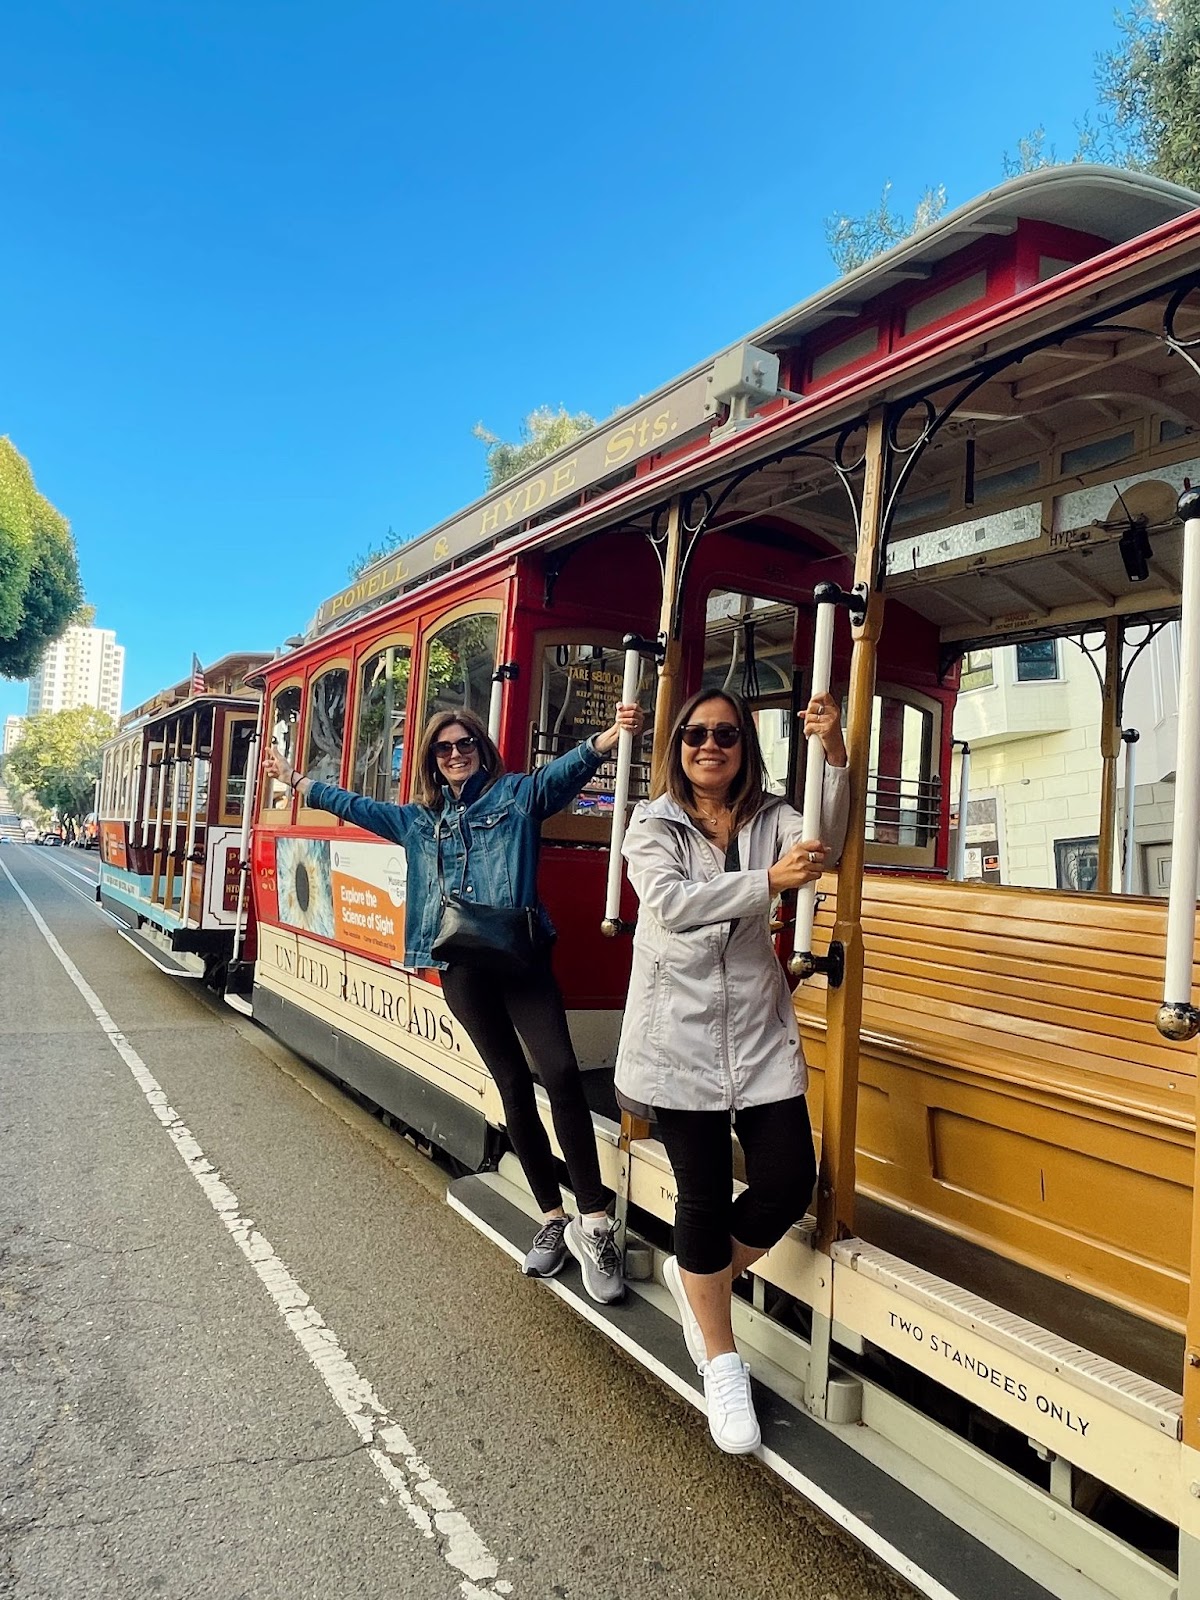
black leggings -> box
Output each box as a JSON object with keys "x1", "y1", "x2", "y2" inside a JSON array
[
  {"x1": 655, "y1": 1097, "x2": 816, "y2": 1275},
  {"x1": 440, "y1": 962, "x2": 609, "y2": 1217}
]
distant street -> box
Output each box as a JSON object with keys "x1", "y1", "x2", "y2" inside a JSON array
[{"x1": 0, "y1": 832, "x2": 915, "y2": 1600}]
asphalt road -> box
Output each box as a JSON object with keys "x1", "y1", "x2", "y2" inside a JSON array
[{"x1": 0, "y1": 834, "x2": 916, "y2": 1600}]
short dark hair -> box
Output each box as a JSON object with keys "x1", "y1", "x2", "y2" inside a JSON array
[
  {"x1": 411, "y1": 707, "x2": 503, "y2": 807},
  {"x1": 657, "y1": 688, "x2": 769, "y2": 838}
]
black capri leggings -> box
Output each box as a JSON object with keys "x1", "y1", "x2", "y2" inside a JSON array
[
  {"x1": 441, "y1": 961, "x2": 610, "y2": 1217},
  {"x1": 654, "y1": 1096, "x2": 817, "y2": 1275}
]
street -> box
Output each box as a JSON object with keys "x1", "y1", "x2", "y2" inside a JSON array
[{"x1": 0, "y1": 833, "x2": 915, "y2": 1600}]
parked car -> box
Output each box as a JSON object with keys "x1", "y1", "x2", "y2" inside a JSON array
[
  {"x1": 79, "y1": 813, "x2": 99, "y2": 848},
  {"x1": 37, "y1": 831, "x2": 63, "y2": 847}
]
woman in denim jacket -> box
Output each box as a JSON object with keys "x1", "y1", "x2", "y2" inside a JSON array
[{"x1": 264, "y1": 700, "x2": 642, "y2": 1303}]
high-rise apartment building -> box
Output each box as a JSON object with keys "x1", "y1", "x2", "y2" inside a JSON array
[
  {"x1": 26, "y1": 624, "x2": 124, "y2": 720},
  {"x1": 3, "y1": 715, "x2": 25, "y2": 753}
]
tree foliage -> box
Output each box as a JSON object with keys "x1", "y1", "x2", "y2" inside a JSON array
[
  {"x1": 0, "y1": 438, "x2": 83, "y2": 680},
  {"x1": 2, "y1": 706, "x2": 114, "y2": 829},
  {"x1": 824, "y1": 182, "x2": 948, "y2": 277},
  {"x1": 1096, "y1": 0, "x2": 1200, "y2": 188},
  {"x1": 348, "y1": 529, "x2": 401, "y2": 580},
  {"x1": 473, "y1": 405, "x2": 597, "y2": 488},
  {"x1": 825, "y1": 2, "x2": 1200, "y2": 275}
]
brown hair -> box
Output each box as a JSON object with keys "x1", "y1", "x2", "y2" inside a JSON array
[
  {"x1": 657, "y1": 688, "x2": 769, "y2": 838},
  {"x1": 411, "y1": 707, "x2": 504, "y2": 807}
]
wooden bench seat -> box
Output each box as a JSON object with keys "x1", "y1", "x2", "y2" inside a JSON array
[{"x1": 794, "y1": 876, "x2": 1199, "y2": 1331}]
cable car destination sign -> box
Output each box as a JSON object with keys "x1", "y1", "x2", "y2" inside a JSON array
[{"x1": 315, "y1": 370, "x2": 713, "y2": 633}]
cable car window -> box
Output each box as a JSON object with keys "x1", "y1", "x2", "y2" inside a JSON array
[
  {"x1": 702, "y1": 591, "x2": 796, "y2": 796},
  {"x1": 422, "y1": 613, "x2": 499, "y2": 725},
  {"x1": 304, "y1": 668, "x2": 348, "y2": 787},
  {"x1": 352, "y1": 640, "x2": 412, "y2": 801},
  {"x1": 864, "y1": 690, "x2": 939, "y2": 858},
  {"x1": 532, "y1": 640, "x2": 654, "y2": 819},
  {"x1": 220, "y1": 717, "x2": 257, "y2": 824},
  {"x1": 265, "y1": 685, "x2": 302, "y2": 809}
]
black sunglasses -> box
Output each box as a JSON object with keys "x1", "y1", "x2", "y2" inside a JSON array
[
  {"x1": 433, "y1": 736, "x2": 479, "y2": 758},
  {"x1": 679, "y1": 723, "x2": 742, "y2": 750}
]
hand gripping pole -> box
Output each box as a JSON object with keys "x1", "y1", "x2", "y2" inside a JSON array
[
  {"x1": 788, "y1": 582, "x2": 861, "y2": 983},
  {"x1": 1157, "y1": 487, "x2": 1200, "y2": 1041},
  {"x1": 601, "y1": 634, "x2": 659, "y2": 937}
]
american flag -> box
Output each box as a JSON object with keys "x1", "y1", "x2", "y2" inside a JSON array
[{"x1": 190, "y1": 654, "x2": 206, "y2": 695}]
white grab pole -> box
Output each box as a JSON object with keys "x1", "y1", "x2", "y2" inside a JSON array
[
  {"x1": 231, "y1": 711, "x2": 264, "y2": 965},
  {"x1": 153, "y1": 759, "x2": 169, "y2": 854},
  {"x1": 953, "y1": 742, "x2": 971, "y2": 881},
  {"x1": 488, "y1": 674, "x2": 504, "y2": 743},
  {"x1": 181, "y1": 756, "x2": 205, "y2": 926},
  {"x1": 602, "y1": 642, "x2": 645, "y2": 933},
  {"x1": 1157, "y1": 489, "x2": 1200, "y2": 1041},
  {"x1": 1121, "y1": 730, "x2": 1139, "y2": 896},
  {"x1": 140, "y1": 746, "x2": 157, "y2": 839},
  {"x1": 791, "y1": 588, "x2": 838, "y2": 975}
]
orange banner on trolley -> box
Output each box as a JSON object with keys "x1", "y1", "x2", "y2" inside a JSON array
[
  {"x1": 101, "y1": 821, "x2": 128, "y2": 870},
  {"x1": 329, "y1": 840, "x2": 407, "y2": 963}
]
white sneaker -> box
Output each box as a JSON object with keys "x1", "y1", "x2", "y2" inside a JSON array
[
  {"x1": 663, "y1": 1256, "x2": 706, "y2": 1371},
  {"x1": 702, "y1": 1352, "x2": 761, "y2": 1454}
]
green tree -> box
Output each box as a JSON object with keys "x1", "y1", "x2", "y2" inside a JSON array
[
  {"x1": 2, "y1": 706, "x2": 115, "y2": 832},
  {"x1": 473, "y1": 405, "x2": 597, "y2": 488},
  {"x1": 824, "y1": 182, "x2": 948, "y2": 277},
  {"x1": 0, "y1": 438, "x2": 83, "y2": 680},
  {"x1": 348, "y1": 529, "x2": 401, "y2": 580},
  {"x1": 1097, "y1": 0, "x2": 1200, "y2": 188}
]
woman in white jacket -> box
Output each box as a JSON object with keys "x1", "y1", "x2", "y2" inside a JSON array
[{"x1": 615, "y1": 686, "x2": 848, "y2": 1455}]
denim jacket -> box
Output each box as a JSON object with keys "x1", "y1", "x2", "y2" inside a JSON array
[{"x1": 305, "y1": 737, "x2": 605, "y2": 969}]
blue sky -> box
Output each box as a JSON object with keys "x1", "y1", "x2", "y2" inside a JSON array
[{"x1": 2, "y1": 0, "x2": 1127, "y2": 727}]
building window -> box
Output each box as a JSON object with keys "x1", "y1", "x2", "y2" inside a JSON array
[
  {"x1": 1015, "y1": 639, "x2": 1059, "y2": 682},
  {"x1": 961, "y1": 649, "x2": 994, "y2": 691},
  {"x1": 1055, "y1": 836, "x2": 1100, "y2": 893}
]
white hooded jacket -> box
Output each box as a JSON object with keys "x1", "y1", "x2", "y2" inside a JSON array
[{"x1": 614, "y1": 766, "x2": 849, "y2": 1112}]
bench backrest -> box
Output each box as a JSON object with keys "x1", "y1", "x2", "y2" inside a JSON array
[{"x1": 795, "y1": 876, "x2": 1199, "y2": 1099}]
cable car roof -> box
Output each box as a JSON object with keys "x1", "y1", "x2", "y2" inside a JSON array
[{"x1": 303, "y1": 168, "x2": 1200, "y2": 656}]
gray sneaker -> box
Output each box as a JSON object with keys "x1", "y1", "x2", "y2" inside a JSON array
[
  {"x1": 523, "y1": 1216, "x2": 569, "y2": 1277},
  {"x1": 565, "y1": 1216, "x2": 626, "y2": 1304}
]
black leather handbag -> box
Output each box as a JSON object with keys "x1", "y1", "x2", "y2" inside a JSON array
[{"x1": 430, "y1": 822, "x2": 543, "y2": 977}]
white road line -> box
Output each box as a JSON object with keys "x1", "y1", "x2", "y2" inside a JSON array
[{"x1": 0, "y1": 857, "x2": 513, "y2": 1600}]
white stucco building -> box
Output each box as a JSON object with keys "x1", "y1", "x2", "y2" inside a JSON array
[
  {"x1": 26, "y1": 624, "x2": 124, "y2": 720},
  {"x1": 3, "y1": 715, "x2": 25, "y2": 754}
]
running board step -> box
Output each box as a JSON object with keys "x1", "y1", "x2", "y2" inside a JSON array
[
  {"x1": 447, "y1": 1171, "x2": 1058, "y2": 1600},
  {"x1": 833, "y1": 1239, "x2": 1183, "y2": 1439},
  {"x1": 116, "y1": 924, "x2": 197, "y2": 978}
]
